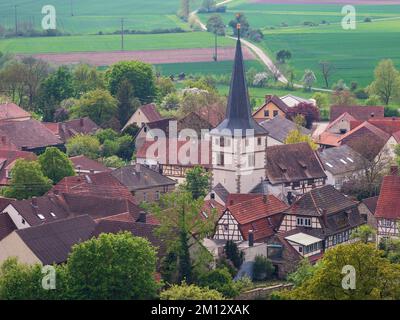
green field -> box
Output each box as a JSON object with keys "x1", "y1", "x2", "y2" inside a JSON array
[
  {"x1": 155, "y1": 60, "x2": 264, "y2": 77},
  {"x1": 0, "y1": 0, "x2": 201, "y2": 33},
  {"x1": 199, "y1": 1, "x2": 400, "y2": 88},
  {"x1": 0, "y1": 32, "x2": 235, "y2": 54}
]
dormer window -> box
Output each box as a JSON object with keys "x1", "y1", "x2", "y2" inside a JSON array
[
  {"x1": 37, "y1": 214, "x2": 45, "y2": 220},
  {"x1": 50, "y1": 212, "x2": 56, "y2": 218}
]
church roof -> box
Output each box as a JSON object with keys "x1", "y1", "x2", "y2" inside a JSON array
[{"x1": 211, "y1": 37, "x2": 267, "y2": 136}]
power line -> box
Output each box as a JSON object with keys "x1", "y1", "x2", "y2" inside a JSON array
[{"x1": 121, "y1": 18, "x2": 124, "y2": 51}]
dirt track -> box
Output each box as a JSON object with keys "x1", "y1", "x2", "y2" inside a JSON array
[{"x1": 18, "y1": 47, "x2": 255, "y2": 67}]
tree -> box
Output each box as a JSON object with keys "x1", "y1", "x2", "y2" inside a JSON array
[
  {"x1": 252, "y1": 255, "x2": 275, "y2": 281},
  {"x1": 0, "y1": 258, "x2": 68, "y2": 300},
  {"x1": 161, "y1": 92, "x2": 182, "y2": 110},
  {"x1": 116, "y1": 79, "x2": 139, "y2": 127},
  {"x1": 102, "y1": 156, "x2": 125, "y2": 168},
  {"x1": 38, "y1": 66, "x2": 74, "y2": 121},
  {"x1": 3, "y1": 159, "x2": 52, "y2": 200},
  {"x1": 66, "y1": 134, "x2": 101, "y2": 159},
  {"x1": 278, "y1": 243, "x2": 400, "y2": 300},
  {"x1": 253, "y1": 72, "x2": 270, "y2": 88},
  {"x1": 106, "y1": 61, "x2": 156, "y2": 104},
  {"x1": 183, "y1": 166, "x2": 210, "y2": 199},
  {"x1": 229, "y1": 13, "x2": 250, "y2": 37},
  {"x1": 286, "y1": 102, "x2": 320, "y2": 129},
  {"x1": 331, "y1": 89, "x2": 357, "y2": 106},
  {"x1": 198, "y1": 268, "x2": 239, "y2": 298},
  {"x1": 285, "y1": 129, "x2": 318, "y2": 150},
  {"x1": 70, "y1": 89, "x2": 118, "y2": 127},
  {"x1": 0, "y1": 60, "x2": 26, "y2": 106},
  {"x1": 276, "y1": 50, "x2": 292, "y2": 64},
  {"x1": 38, "y1": 147, "x2": 75, "y2": 184},
  {"x1": 156, "y1": 76, "x2": 176, "y2": 102},
  {"x1": 224, "y1": 240, "x2": 244, "y2": 269},
  {"x1": 72, "y1": 64, "x2": 105, "y2": 97},
  {"x1": 365, "y1": 94, "x2": 381, "y2": 106},
  {"x1": 67, "y1": 232, "x2": 159, "y2": 300},
  {"x1": 379, "y1": 238, "x2": 400, "y2": 264},
  {"x1": 312, "y1": 92, "x2": 329, "y2": 109},
  {"x1": 287, "y1": 258, "x2": 317, "y2": 287},
  {"x1": 206, "y1": 14, "x2": 226, "y2": 36},
  {"x1": 367, "y1": 59, "x2": 400, "y2": 105},
  {"x1": 350, "y1": 225, "x2": 376, "y2": 244},
  {"x1": 302, "y1": 69, "x2": 316, "y2": 91},
  {"x1": 147, "y1": 191, "x2": 217, "y2": 283},
  {"x1": 319, "y1": 61, "x2": 336, "y2": 88},
  {"x1": 160, "y1": 282, "x2": 224, "y2": 300}
]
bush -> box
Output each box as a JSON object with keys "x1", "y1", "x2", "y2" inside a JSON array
[
  {"x1": 252, "y1": 255, "x2": 275, "y2": 281},
  {"x1": 355, "y1": 89, "x2": 369, "y2": 100},
  {"x1": 224, "y1": 240, "x2": 244, "y2": 269},
  {"x1": 198, "y1": 268, "x2": 239, "y2": 298},
  {"x1": 160, "y1": 282, "x2": 224, "y2": 300}
]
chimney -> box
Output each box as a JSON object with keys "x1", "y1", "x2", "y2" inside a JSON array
[
  {"x1": 265, "y1": 95, "x2": 272, "y2": 102},
  {"x1": 31, "y1": 197, "x2": 38, "y2": 208},
  {"x1": 287, "y1": 191, "x2": 294, "y2": 205},
  {"x1": 390, "y1": 166, "x2": 399, "y2": 176},
  {"x1": 136, "y1": 162, "x2": 141, "y2": 173},
  {"x1": 138, "y1": 211, "x2": 147, "y2": 223},
  {"x1": 261, "y1": 179, "x2": 268, "y2": 204},
  {"x1": 321, "y1": 209, "x2": 328, "y2": 226},
  {"x1": 248, "y1": 230, "x2": 254, "y2": 247},
  {"x1": 370, "y1": 112, "x2": 375, "y2": 118}
]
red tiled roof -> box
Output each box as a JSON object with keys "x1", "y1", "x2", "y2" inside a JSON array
[
  {"x1": 70, "y1": 155, "x2": 111, "y2": 173},
  {"x1": 330, "y1": 105, "x2": 384, "y2": 122},
  {"x1": 227, "y1": 195, "x2": 289, "y2": 226},
  {"x1": 43, "y1": 117, "x2": 100, "y2": 142},
  {"x1": 0, "y1": 103, "x2": 31, "y2": 121},
  {"x1": 316, "y1": 131, "x2": 341, "y2": 147},
  {"x1": 140, "y1": 103, "x2": 163, "y2": 123},
  {"x1": 196, "y1": 104, "x2": 225, "y2": 127},
  {"x1": 225, "y1": 194, "x2": 261, "y2": 207},
  {"x1": 0, "y1": 149, "x2": 37, "y2": 185},
  {"x1": 350, "y1": 118, "x2": 400, "y2": 135},
  {"x1": 361, "y1": 196, "x2": 379, "y2": 214},
  {"x1": 375, "y1": 175, "x2": 400, "y2": 219},
  {"x1": 0, "y1": 119, "x2": 63, "y2": 150},
  {"x1": 201, "y1": 200, "x2": 225, "y2": 220},
  {"x1": 49, "y1": 171, "x2": 135, "y2": 202}
]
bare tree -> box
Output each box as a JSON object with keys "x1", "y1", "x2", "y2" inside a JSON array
[{"x1": 319, "y1": 61, "x2": 336, "y2": 88}]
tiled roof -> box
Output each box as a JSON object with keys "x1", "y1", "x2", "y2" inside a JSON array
[
  {"x1": 361, "y1": 196, "x2": 379, "y2": 215},
  {"x1": 0, "y1": 149, "x2": 37, "y2": 185},
  {"x1": 196, "y1": 104, "x2": 225, "y2": 127},
  {"x1": 286, "y1": 185, "x2": 356, "y2": 217},
  {"x1": 226, "y1": 195, "x2": 288, "y2": 241},
  {"x1": 16, "y1": 215, "x2": 97, "y2": 265},
  {"x1": 0, "y1": 103, "x2": 31, "y2": 121},
  {"x1": 112, "y1": 164, "x2": 176, "y2": 191},
  {"x1": 201, "y1": 200, "x2": 225, "y2": 220},
  {"x1": 318, "y1": 145, "x2": 367, "y2": 175},
  {"x1": 0, "y1": 119, "x2": 63, "y2": 150},
  {"x1": 43, "y1": 117, "x2": 99, "y2": 142},
  {"x1": 326, "y1": 112, "x2": 357, "y2": 129},
  {"x1": 49, "y1": 172, "x2": 135, "y2": 202},
  {"x1": 375, "y1": 175, "x2": 400, "y2": 219},
  {"x1": 266, "y1": 142, "x2": 326, "y2": 184},
  {"x1": 330, "y1": 105, "x2": 384, "y2": 122},
  {"x1": 226, "y1": 193, "x2": 261, "y2": 207},
  {"x1": 253, "y1": 95, "x2": 290, "y2": 116},
  {"x1": 338, "y1": 121, "x2": 390, "y2": 160},
  {"x1": 0, "y1": 213, "x2": 17, "y2": 241},
  {"x1": 140, "y1": 103, "x2": 163, "y2": 123},
  {"x1": 260, "y1": 116, "x2": 311, "y2": 143},
  {"x1": 315, "y1": 131, "x2": 341, "y2": 147},
  {"x1": 212, "y1": 183, "x2": 229, "y2": 203},
  {"x1": 70, "y1": 155, "x2": 111, "y2": 173},
  {"x1": 350, "y1": 118, "x2": 400, "y2": 137}
]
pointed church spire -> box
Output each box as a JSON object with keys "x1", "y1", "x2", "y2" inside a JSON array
[{"x1": 211, "y1": 23, "x2": 267, "y2": 135}]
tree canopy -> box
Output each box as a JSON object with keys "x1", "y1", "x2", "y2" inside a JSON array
[{"x1": 38, "y1": 147, "x2": 75, "y2": 184}]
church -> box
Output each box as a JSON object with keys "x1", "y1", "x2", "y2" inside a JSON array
[{"x1": 210, "y1": 26, "x2": 268, "y2": 194}]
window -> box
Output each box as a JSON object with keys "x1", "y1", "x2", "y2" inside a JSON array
[
  {"x1": 210, "y1": 193, "x2": 215, "y2": 200},
  {"x1": 273, "y1": 110, "x2": 279, "y2": 117},
  {"x1": 297, "y1": 217, "x2": 311, "y2": 227},
  {"x1": 50, "y1": 212, "x2": 56, "y2": 218},
  {"x1": 257, "y1": 137, "x2": 262, "y2": 146},
  {"x1": 264, "y1": 110, "x2": 269, "y2": 117},
  {"x1": 223, "y1": 224, "x2": 229, "y2": 232},
  {"x1": 37, "y1": 214, "x2": 45, "y2": 220},
  {"x1": 248, "y1": 154, "x2": 255, "y2": 167},
  {"x1": 143, "y1": 192, "x2": 147, "y2": 202},
  {"x1": 217, "y1": 153, "x2": 225, "y2": 166},
  {"x1": 245, "y1": 138, "x2": 249, "y2": 147},
  {"x1": 155, "y1": 191, "x2": 160, "y2": 201},
  {"x1": 298, "y1": 247, "x2": 303, "y2": 253}
]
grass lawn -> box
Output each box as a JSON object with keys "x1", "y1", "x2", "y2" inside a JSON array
[
  {"x1": 155, "y1": 59, "x2": 265, "y2": 76},
  {"x1": 0, "y1": 0, "x2": 202, "y2": 33},
  {"x1": 0, "y1": 32, "x2": 235, "y2": 54}
]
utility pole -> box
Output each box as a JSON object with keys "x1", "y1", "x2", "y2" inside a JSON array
[
  {"x1": 213, "y1": 32, "x2": 218, "y2": 62},
  {"x1": 14, "y1": 5, "x2": 18, "y2": 36},
  {"x1": 70, "y1": 0, "x2": 74, "y2": 16},
  {"x1": 121, "y1": 18, "x2": 124, "y2": 51}
]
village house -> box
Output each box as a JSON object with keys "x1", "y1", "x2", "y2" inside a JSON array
[
  {"x1": 0, "y1": 119, "x2": 64, "y2": 154},
  {"x1": 374, "y1": 167, "x2": 400, "y2": 243},
  {"x1": 111, "y1": 163, "x2": 176, "y2": 203},
  {"x1": 260, "y1": 115, "x2": 311, "y2": 146},
  {"x1": 0, "y1": 150, "x2": 37, "y2": 186},
  {"x1": 205, "y1": 183, "x2": 230, "y2": 206},
  {"x1": 0, "y1": 214, "x2": 165, "y2": 267},
  {"x1": 250, "y1": 142, "x2": 326, "y2": 202},
  {"x1": 330, "y1": 105, "x2": 385, "y2": 123},
  {"x1": 122, "y1": 103, "x2": 163, "y2": 131},
  {"x1": 318, "y1": 145, "x2": 367, "y2": 189},
  {"x1": 70, "y1": 155, "x2": 111, "y2": 175},
  {"x1": 279, "y1": 94, "x2": 316, "y2": 108},
  {"x1": 43, "y1": 117, "x2": 99, "y2": 142},
  {"x1": 0, "y1": 103, "x2": 32, "y2": 122},
  {"x1": 252, "y1": 95, "x2": 290, "y2": 122},
  {"x1": 358, "y1": 196, "x2": 378, "y2": 231}
]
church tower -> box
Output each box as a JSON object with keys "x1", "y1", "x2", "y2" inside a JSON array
[{"x1": 210, "y1": 25, "x2": 268, "y2": 194}]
